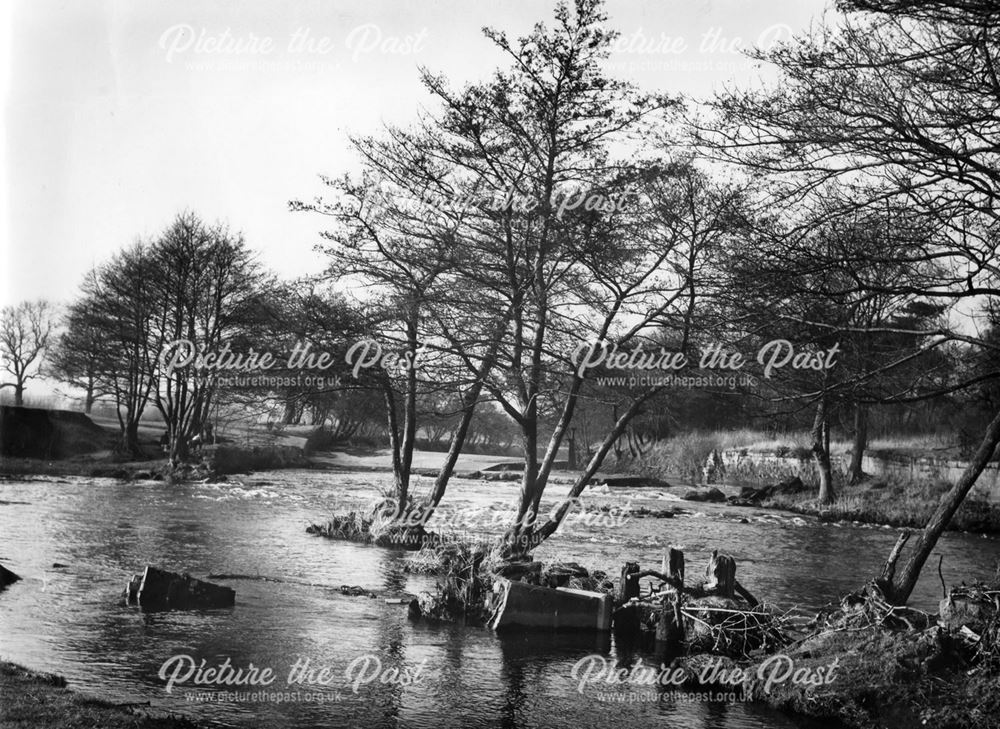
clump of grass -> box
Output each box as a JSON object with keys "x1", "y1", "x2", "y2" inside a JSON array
[
  {"x1": 714, "y1": 428, "x2": 814, "y2": 454},
  {"x1": 306, "y1": 493, "x2": 433, "y2": 548},
  {"x1": 626, "y1": 432, "x2": 720, "y2": 484},
  {"x1": 404, "y1": 537, "x2": 505, "y2": 576},
  {"x1": 404, "y1": 538, "x2": 506, "y2": 624}
]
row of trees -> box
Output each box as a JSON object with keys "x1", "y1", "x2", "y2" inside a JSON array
[
  {"x1": 5, "y1": 0, "x2": 998, "y2": 606},
  {"x1": 37, "y1": 214, "x2": 266, "y2": 460},
  {"x1": 292, "y1": 0, "x2": 1000, "y2": 602}
]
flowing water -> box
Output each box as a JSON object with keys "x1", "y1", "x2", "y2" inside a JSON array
[{"x1": 1, "y1": 469, "x2": 998, "y2": 728}]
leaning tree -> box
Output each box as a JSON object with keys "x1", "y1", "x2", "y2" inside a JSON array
[{"x1": 700, "y1": 0, "x2": 1000, "y2": 603}]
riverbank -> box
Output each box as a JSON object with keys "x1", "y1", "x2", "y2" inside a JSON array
[
  {"x1": 758, "y1": 477, "x2": 1000, "y2": 533},
  {"x1": 0, "y1": 455, "x2": 168, "y2": 479},
  {"x1": 0, "y1": 660, "x2": 199, "y2": 729},
  {"x1": 0, "y1": 443, "x2": 311, "y2": 481},
  {"x1": 675, "y1": 579, "x2": 1000, "y2": 729}
]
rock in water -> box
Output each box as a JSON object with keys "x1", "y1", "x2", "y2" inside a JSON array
[
  {"x1": 0, "y1": 563, "x2": 21, "y2": 590},
  {"x1": 682, "y1": 487, "x2": 726, "y2": 503},
  {"x1": 123, "y1": 566, "x2": 235, "y2": 612}
]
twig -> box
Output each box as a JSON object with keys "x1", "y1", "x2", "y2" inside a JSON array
[
  {"x1": 628, "y1": 569, "x2": 699, "y2": 597},
  {"x1": 937, "y1": 554, "x2": 947, "y2": 599}
]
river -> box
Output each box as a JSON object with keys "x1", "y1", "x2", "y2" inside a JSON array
[{"x1": 1, "y1": 469, "x2": 998, "y2": 728}]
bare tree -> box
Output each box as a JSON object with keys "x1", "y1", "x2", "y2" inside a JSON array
[
  {"x1": 0, "y1": 300, "x2": 55, "y2": 407},
  {"x1": 75, "y1": 243, "x2": 162, "y2": 455},
  {"x1": 51, "y1": 289, "x2": 111, "y2": 414},
  {"x1": 149, "y1": 212, "x2": 266, "y2": 465}
]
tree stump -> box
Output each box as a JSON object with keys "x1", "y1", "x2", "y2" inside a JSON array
[
  {"x1": 656, "y1": 549, "x2": 686, "y2": 645},
  {"x1": 667, "y1": 548, "x2": 684, "y2": 587},
  {"x1": 704, "y1": 550, "x2": 736, "y2": 599},
  {"x1": 618, "y1": 561, "x2": 640, "y2": 603},
  {"x1": 613, "y1": 603, "x2": 641, "y2": 641},
  {"x1": 655, "y1": 598, "x2": 685, "y2": 644}
]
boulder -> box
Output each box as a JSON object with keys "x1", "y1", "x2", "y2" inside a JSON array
[
  {"x1": 682, "y1": 487, "x2": 726, "y2": 503},
  {"x1": 773, "y1": 476, "x2": 806, "y2": 495},
  {"x1": 629, "y1": 506, "x2": 676, "y2": 518},
  {"x1": 0, "y1": 563, "x2": 21, "y2": 590},
  {"x1": 482, "y1": 471, "x2": 521, "y2": 482},
  {"x1": 122, "y1": 565, "x2": 235, "y2": 612},
  {"x1": 495, "y1": 560, "x2": 543, "y2": 583},
  {"x1": 594, "y1": 476, "x2": 672, "y2": 488},
  {"x1": 542, "y1": 562, "x2": 590, "y2": 588},
  {"x1": 729, "y1": 478, "x2": 804, "y2": 506}
]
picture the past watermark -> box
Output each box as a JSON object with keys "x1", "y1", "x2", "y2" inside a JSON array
[
  {"x1": 158, "y1": 337, "x2": 840, "y2": 386},
  {"x1": 158, "y1": 654, "x2": 427, "y2": 702}
]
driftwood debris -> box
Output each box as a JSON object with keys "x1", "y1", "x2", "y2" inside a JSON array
[
  {"x1": 122, "y1": 566, "x2": 235, "y2": 612},
  {"x1": 613, "y1": 548, "x2": 773, "y2": 655}
]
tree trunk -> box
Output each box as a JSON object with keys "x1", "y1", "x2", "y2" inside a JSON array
[
  {"x1": 883, "y1": 406, "x2": 1000, "y2": 605},
  {"x1": 398, "y1": 321, "x2": 419, "y2": 514},
  {"x1": 848, "y1": 402, "x2": 868, "y2": 485},
  {"x1": 421, "y1": 309, "x2": 508, "y2": 518},
  {"x1": 283, "y1": 396, "x2": 298, "y2": 425},
  {"x1": 612, "y1": 404, "x2": 622, "y2": 460},
  {"x1": 381, "y1": 379, "x2": 407, "y2": 516},
  {"x1": 533, "y1": 395, "x2": 647, "y2": 545},
  {"x1": 14, "y1": 384, "x2": 24, "y2": 407},
  {"x1": 511, "y1": 425, "x2": 539, "y2": 549},
  {"x1": 121, "y1": 421, "x2": 141, "y2": 456},
  {"x1": 811, "y1": 398, "x2": 835, "y2": 503},
  {"x1": 169, "y1": 432, "x2": 189, "y2": 466}
]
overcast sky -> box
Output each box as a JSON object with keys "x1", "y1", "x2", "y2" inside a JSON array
[{"x1": 2, "y1": 0, "x2": 829, "y2": 309}]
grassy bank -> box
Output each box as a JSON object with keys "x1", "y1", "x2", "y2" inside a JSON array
[
  {"x1": 621, "y1": 431, "x2": 1000, "y2": 533},
  {"x1": 0, "y1": 456, "x2": 167, "y2": 480},
  {"x1": 763, "y1": 478, "x2": 1000, "y2": 533},
  {"x1": 0, "y1": 660, "x2": 198, "y2": 729},
  {"x1": 1, "y1": 444, "x2": 310, "y2": 481}
]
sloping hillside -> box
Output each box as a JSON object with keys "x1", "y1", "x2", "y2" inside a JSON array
[{"x1": 0, "y1": 406, "x2": 114, "y2": 459}]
